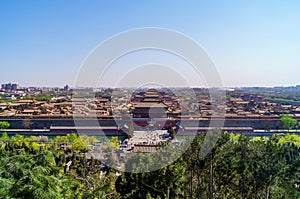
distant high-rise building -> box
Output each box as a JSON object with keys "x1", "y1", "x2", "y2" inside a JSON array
[
  {"x1": 1, "y1": 83, "x2": 19, "y2": 91},
  {"x1": 64, "y1": 84, "x2": 70, "y2": 92},
  {"x1": 11, "y1": 83, "x2": 19, "y2": 90}
]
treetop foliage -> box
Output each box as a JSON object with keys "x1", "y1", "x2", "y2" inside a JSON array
[{"x1": 1, "y1": 132, "x2": 300, "y2": 198}]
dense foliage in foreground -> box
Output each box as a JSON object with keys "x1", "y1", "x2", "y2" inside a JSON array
[
  {"x1": 0, "y1": 134, "x2": 119, "y2": 199},
  {"x1": 1, "y1": 132, "x2": 300, "y2": 198},
  {"x1": 117, "y1": 133, "x2": 300, "y2": 199}
]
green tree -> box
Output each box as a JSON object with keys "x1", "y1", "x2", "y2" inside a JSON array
[
  {"x1": 66, "y1": 133, "x2": 78, "y2": 143},
  {"x1": 72, "y1": 137, "x2": 87, "y2": 151},
  {"x1": 280, "y1": 114, "x2": 297, "y2": 131},
  {"x1": 0, "y1": 132, "x2": 9, "y2": 142},
  {"x1": 116, "y1": 153, "x2": 187, "y2": 199},
  {"x1": 0, "y1": 121, "x2": 10, "y2": 129},
  {"x1": 0, "y1": 134, "x2": 119, "y2": 199}
]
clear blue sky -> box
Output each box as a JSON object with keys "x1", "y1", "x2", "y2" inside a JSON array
[{"x1": 0, "y1": 0, "x2": 300, "y2": 87}]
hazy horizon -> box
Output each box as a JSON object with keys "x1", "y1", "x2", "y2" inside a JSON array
[{"x1": 3, "y1": 82, "x2": 300, "y2": 89}]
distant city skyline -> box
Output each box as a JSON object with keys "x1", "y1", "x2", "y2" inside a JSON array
[
  {"x1": 3, "y1": 81, "x2": 300, "y2": 90},
  {"x1": 1, "y1": 1, "x2": 300, "y2": 87}
]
